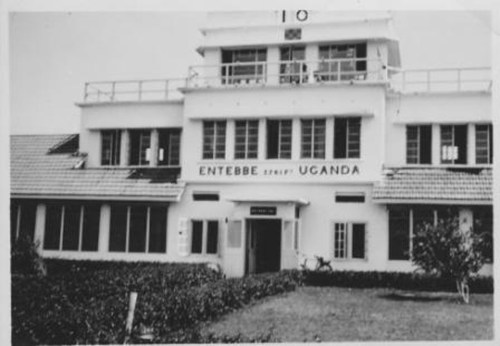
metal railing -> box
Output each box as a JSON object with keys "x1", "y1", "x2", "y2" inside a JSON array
[
  {"x1": 389, "y1": 67, "x2": 491, "y2": 93},
  {"x1": 83, "y1": 78, "x2": 187, "y2": 103}
]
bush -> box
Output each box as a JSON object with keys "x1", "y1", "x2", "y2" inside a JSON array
[
  {"x1": 303, "y1": 270, "x2": 493, "y2": 293},
  {"x1": 11, "y1": 236, "x2": 46, "y2": 277}
]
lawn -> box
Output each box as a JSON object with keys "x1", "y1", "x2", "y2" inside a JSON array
[{"x1": 200, "y1": 286, "x2": 494, "y2": 342}]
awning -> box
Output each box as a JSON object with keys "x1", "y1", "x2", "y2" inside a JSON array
[{"x1": 226, "y1": 195, "x2": 310, "y2": 206}]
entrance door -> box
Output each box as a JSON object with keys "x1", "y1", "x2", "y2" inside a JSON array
[{"x1": 246, "y1": 219, "x2": 281, "y2": 274}]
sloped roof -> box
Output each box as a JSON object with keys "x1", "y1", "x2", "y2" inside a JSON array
[
  {"x1": 373, "y1": 167, "x2": 492, "y2": 204},
  {"x1": 10, "y1": 134, "x2": 185, "y2": 201}
]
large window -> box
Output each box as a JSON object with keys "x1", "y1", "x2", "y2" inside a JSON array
[
  {"x1": 388, "y1": 208, "x2": 410, "y2": 260},
  {"x1": 473, "y1": 207, "x2": 493, "y2": 263},
  {"x1": 129, "y1": 130, "x2": 151, "y2": 166},
  {"x1": 441, "y1": 125, "x2": 467, "y2": 164},
  {"x1": 158, "y1": 129, "x2": 181, "y2": 166},
  {"x1": 267, "y1": 120, "x2": 292, "y2": 159},
  {"x1": 318, "y1": 43, "x2": 367, "y2": 81},
  {"x1": 475, "y1": 124, "x2": 493, "y2": 164},
  {"x1": 334, "y1": 117, "x2": 361, "y2": 159},
  {"x1": 221, "y1": 49, "x2": 267, "y2": 85},
  {"x1": 10, "y1": 201, "x2": 37, "y2": 242},
  {"x1": 109, "y1": 205, "x2": 167, "y2": 253},
  {"x1": 191, "y1": 220, "x2": 219, "y2": 255},
  {"x1": 43, "y1": 203, "x2": 100, "y2": 251},
  {"x1": 301, "y1": 119, "x2": 326, "y2": 159},
  {"x1": 333, "y1": 222, "x2": 366, "y2": 260},
  {"x1": 203, "y1": 121, "x2": 226, "y2": 159},
  {"x1": 280, "y1": 46, "x2": 306, "y2": 84},
  {"x1": 101, "y1": 130, "x2": 121, "y2": 166},
  {"x1": 235, "y1": 120, "x2": 259, "y2": 159},
  {"x1": 406, "y1": 125, "x2": 432, "y2": 164}
]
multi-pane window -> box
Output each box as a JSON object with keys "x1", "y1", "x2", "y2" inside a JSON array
[
  {"x1": 43, "y1": 203, "x2": 101, "y2": 251},
  {"x1": 301, "y1": 119, "x2": 326, "y2": 159},
  {"x1": 158, "y1": 129, "x2": 181, "y2": 166},
  {"x1": 129, "y1": 130, "x2": 151, "y2": 166},
  {"x1": 441, "y1": 125, "x2": 467, "y2": 164},
  {"x1": 191, "y1": 220, "x2": 219, "y2": 255},
  {"x1": 318, "y1": 43, "x2": 367, "y2": 81},
  {"x1": 333, "y1": 222, "x2": 366, "y2": 259},
  {"x1": 221, "y1": 49, "x2": 267, "y2": 84},
  {"x1": 267, "y1": 120, "x2": 292, "y2": 159},
  {"x1": 109, "y1": 205, "x2": 167, "y2": 253},
  {"x1": 101, "y1": 130, "x2": 121, "y2": 166},
  {"x1": 280, "y1": 46, "x2": 306, "y2": 84},
  {"x1": 10, "y1": 201, "x2": 37, "y2": 242},
  {"x1": 406, "y1": 125, "x2": 432, "y2": 164},
  {"x1": 334, "y1": 117, "x2": 361, "y2": 159},
  {"x1": 235, "y1": 120, "x2": 259, "y2": 159},
  {"x1": 388, "y1": 208, "x2": 410, "y2": 260},
  {"x1": 203, "y1": 121, "x2": 226, "y2": 159},
  {"x1": 475, "y1": 124, "x2": 493, "y2": 164}
]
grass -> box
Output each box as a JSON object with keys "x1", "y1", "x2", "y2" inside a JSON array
[{"x1": 200, "y1": 286, "x2": 493, "y2": 342}]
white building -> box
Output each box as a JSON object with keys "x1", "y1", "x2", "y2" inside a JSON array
[{"x1": 10, "y1": 11, "x2": 493, "y2": 277}]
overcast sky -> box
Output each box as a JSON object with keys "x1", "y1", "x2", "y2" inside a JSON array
[{"x1": 9, "y1": 11, "x2": 492, "y2": 134}]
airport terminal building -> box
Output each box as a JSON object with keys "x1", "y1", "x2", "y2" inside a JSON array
[{"x1": 10, "y1": 12, "x2": 493, "y2": 277}]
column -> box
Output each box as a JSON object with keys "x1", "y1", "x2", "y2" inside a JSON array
[
  {"x1": 467, "y1": 123, "x2": 475, "y2": 165},
  {"x1": 98, "y1": 204, "x2": 111, "y2": 253},
  {"x1": 432, "y1": 124, "x2": 441, "y2": 165},
  {"x1": 258, "y1": 118, "x2": 267, "y2": 160},
  {"x1": 34, "y1": 204, "x2": 46, "y2": 254},
  {"x1": 150, "y1": 129, "x2": 159, "y2": 167},
  {"x1": 325, "y1": 117, "x2": 334, "y2": 159},
  {"x1": 267, "y1": 47, "x2": 280, "y2": 86},
  {"x1": 226, "y1": 120, "x2": 235, "y2": 160},
  {"x1": 120, "y1": 129, "x2": 130, "y2": 167},
  {"x1": 305, "y1": 43, "x2": 319, "y2": 84},
  {"x1": 291, "y1": 118, "x2": 301, "y2": 160}
]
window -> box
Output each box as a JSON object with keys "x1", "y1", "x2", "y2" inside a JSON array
[
  {"x1": 235, "y1": 120, "x2": 259, "y2": 159},
  {"x1": 301, "y1": 119, "x2": 326, "y2": 159},
  {"x1": 333, "y1": 222, "x2": 366, "y2": 259},
  {"x1": 267, "y1": 120, "x2": 292, "y2": 159},
  {"x1": 203, "y1": 121, "x2": 226, "y2": 159},
  {"x1": 388, "y1": 208, "x2": 410, "y2": 260},
  {"x1": 10, "y1": 201, "x2": 37, "y2": 242},
  {"x1": 441, "y1": 125, "x2": 467, "y2": 164},
  {"x1": 158, "y1": 129, "x2": 181, "y2": 166},
  {"x1": 109, "y1": 205, "x2": 167, "y2": 253},
  {"x1": 335, "y1": 192, "x2": 365, "y2": 203},
  {"x1": 193, "y1": 192, "x2": 220, "y2": 201},
  {"x1": 406, "y1": 125, "x2": 432, "y2": 164},
  {"x1": 190, "y1": 220, "x2": 219, "y2": 255},
  {"x1": 129, "y1": 130, "x2": 151, "y2": 166},
  {"x1": 474, "y1": 207, "x2": 493, "y2": 263},
  {"x1": 318, "y1": 43, "x2": 367, "y2": 81},
  {"x1": 221, "y1": 48, "x2": 267, "y2": 85},
  {"x1": 334, "y1": 117, "x2": 361, "y2": 159},
  {"x1": 101, "y1": 130, "x2": 121, "y2": 166},
  {"x1": 280, "y1": 46, "x2": 306, "y2": 84},
  {"x1": 43, "y1": 203, "x2": 101, "y2": 251},
  {"x1": 476, "y1": 124, "x2": 493, "y2": 164}
]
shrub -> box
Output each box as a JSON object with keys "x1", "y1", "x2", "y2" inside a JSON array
[{"x1": 11, "y1": 236, "x2": 46, "y2": 277}]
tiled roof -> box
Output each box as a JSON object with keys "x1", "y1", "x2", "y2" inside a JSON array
[
  {"x1": 373, "y1": 167, "x2": 492, "y2": 203},
  {"x1": 10, "y1": 134, "x2": 185, "y2": 201}
]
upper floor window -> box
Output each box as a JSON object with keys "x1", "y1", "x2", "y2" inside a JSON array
[
  {"x1": 203, "y1": 121, "x2": 226, "y2": 159},
  {"x1": 301, "y1": 119, "x2": 326, "y2": 159},
  {"x1": 101, "y1": 130, "x2": 121, "y2": 166},
  {"x1": 475, "y1": 124, "x2": 493, "y2": 164},
  {"x1": 158, "y1": 129, "x2": 181, "y2": 166},
  {"x1": 221, "y1": 49, "x2": 267, "y2": 85},
  {"x1": 267, "y1": 119, "x2": 292, "y2": 159},
  {"x1": 129, "y1": 130, "x2": 151, "y2": 166},
  {"x1": 441, "y1": 125, "x2": 467, "y2": 164},
  {"x1": 280, "y1": 46, "x2": 306, "y2": 84},
  {"x1": 235, "y1": 120, "x2": 259, "y2": 159},
  {"x1": 318, "y1": 43, "x2": 367, "y2": 81},
  {"x1": 334, "y1": 117, "x2": 361, "y2": 159},
  {"x1": 406, "y1": 125, "x2": 432, "y2": 164}
]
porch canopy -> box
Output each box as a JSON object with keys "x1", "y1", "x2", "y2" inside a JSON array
[{"x1": 373, "y1": 167, "x2": 492, "y2": 205}]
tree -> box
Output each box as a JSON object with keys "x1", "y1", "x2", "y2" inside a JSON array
[{"x1": 411, "y1": 209, "x2": 487, "y2": 303}]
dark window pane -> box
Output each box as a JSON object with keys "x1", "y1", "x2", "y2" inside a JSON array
[
  {"x1": 388, "y1": 208, "x2": 410, "y2": 260},
  {"x1": 129, "y1": 206, "x2": 147, "y2": 253},
  {"x1": 335, "y1": 194, "x2": 365, "y2": 203},
  {"x1": 62, "y1": 204, "x2": 81, "y2": 251},
  {"x1": 191, "y1": 221, "x2": 203, "y2": 254},
  {"x1": 474, "y1": 207, "x2": 493, "y2": 262},
  {"x1": 352, "y1": 223, "x2": 365, "y2": 259},
  {"x1": 334, "y1": 118, "x2": 347, "y2": 158},
  {"x1": 207, "y1": 221, "x2": 219, "y2": 254},
  {"x1": 193, "y1": 193, "x2": 219, "y2": 201},
  {"x1": 44, "y1": 204, "x2": 62, "y2": 250},
  {"x1": 158, "y1": 129, "x2": 181, "y2": 166},
  {"x1": 267, "y1": 120, "x2": 279, "y2": 158},
  {"x1": 81, "y1": 204, "x2": 100, "y2": 251},
  {"x1": 19, "y1": 202, "x2": 37, "y2": 241},
  {"x1": 149, "y1": 206, "x2": 167, "y2": 253},
  {"x1": 101, "y1": 130, "x2": 121, "y2": 166},
  {"x1": 10, "y1": 202, "x2": 18, "y2": 242},
  {"x1": 413, "y1": 208, "x2": 434, "y2": 234},
  {"x1": 420, "y1": 125, "x2": 432, "y2": 164},
  {"x1": 109, "y1": 205, "x2": 127, "y2": 252},
  {"x1": 455, "y1": 125, "x2": 467, "y2": 164},
  {"x1": 130, "y1": 130, "x2": 151, "y2": 166}
]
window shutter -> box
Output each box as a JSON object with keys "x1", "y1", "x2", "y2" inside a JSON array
[{"x1": 177, "y1": 217, "x2": 190, "y2": 257}]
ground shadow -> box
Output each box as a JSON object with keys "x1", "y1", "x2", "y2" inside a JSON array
[{"x1": 378, "y1": 292, "x2": 446, "y2": 302}]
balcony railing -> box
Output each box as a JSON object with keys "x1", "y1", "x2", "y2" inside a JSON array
[
  {"x1": 388, "y1": 67, "x2": 491, "y2": 93},
  {"x1": 187, "y1": 57, "x2": 387, "y2": 88},
  {"x1": 83, "y1": 78, "x2": 187, "y2": 103}
]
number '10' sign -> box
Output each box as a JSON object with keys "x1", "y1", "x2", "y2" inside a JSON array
[{"x1": 282, "y1": 10, "x2": 309, "y2": 23}]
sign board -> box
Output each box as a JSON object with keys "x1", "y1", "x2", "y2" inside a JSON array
[{"x1": 250, "y1": 206, "x2": 277, "y2": 216}]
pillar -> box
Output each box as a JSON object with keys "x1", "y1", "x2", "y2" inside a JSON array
[
  {"x1": 120, "y1": 129, "x2": 130, "y2": 167},
  {"x1": 267, "y1": 46, "x2": 280, "y2": 85},
  {"x1": 98, "y1": 204, "x2": 111, "y2": 253},
  {"x1": 467, "y1": 123, "x2": 475, "y2": 165},
  {"x1": 432, "y1": 124, "x2": 441, "y2": 165},
  {"x1": 291, "y1": 118, "x2": 301, "y2": 160},
  {"x1": 258, "y1": 119, "x2": 267, "y2": 160},
  {"x1": 150, "y1": 129, "x2": 159, "y2": 167},
  {"x1": 34, "y1": 204, "x2": 46, "y2": 254},
  {"x1": 226, "y1": 120, "x2": 235, "y2": 160}
]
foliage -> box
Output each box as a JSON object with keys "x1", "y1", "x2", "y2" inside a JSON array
[
  {"x1": 411, "y1": 210, "x2": 488, "y2": 303},
  {"x1": 11, "y1": 235, "x2": 46, "y2": 277}
]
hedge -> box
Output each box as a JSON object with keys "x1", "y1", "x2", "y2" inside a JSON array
[{"x1": 303, "y1": 270, "x2": 493, "y2": 293}]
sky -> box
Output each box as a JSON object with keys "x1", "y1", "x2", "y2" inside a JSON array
[{"x1": 9, "y1": 10, "x2": 492, "y2": 135}]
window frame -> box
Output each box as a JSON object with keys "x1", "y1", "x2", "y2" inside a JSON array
[
  {"x1": 190, "y1": 219, "x2": 219, "y2": 256},
  {"x1": 221, "y1": 48, "x2": 267, "y2": 85},
  {"x1": 202, "y1": 121, "x2": 227, "y2": 160},
  {"x1": 235, "y1": 120, "x2": 259, "y2": 159},
  {"x1": 301, "y1": 118, "x2": 326, "y2": 159},
  {"x1": 101, "y1": 130, "x2": 121, "y2": 166},
  {"x1": 318, "y1": 43, "x2": 367, "y2": 81},
  {"x1": 129, "y1": 129, "x2": 152, "y2": 166},
  {"x1": 406, "y1": 125, "x2": 432, "y2": 164},
  {"x1": 158, "y1": 128, "x2": 181, "y2": 166},
  {"x1": 267, "y1": 119, "x2": 292, "y2": 159},
  {"x1": 332, "y1": 221, "x2": 367, "y2": 260},
  {"x1": 440, "y1": 124, "x2": 468, "y2": 164},
  {"x1": 475, "y1": 124, "x2": 493, "y2": 164},
  {"x1": 11, "y1": 201, "x2": 37, "y2": 242},
  {"x1": 334, "y1": 117, "x2": 361, "y2": 159}
]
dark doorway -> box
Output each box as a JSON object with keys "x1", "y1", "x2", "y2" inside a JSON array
[{"x1": 246, "y1": 219, "x2": 281, "y2": 274}]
